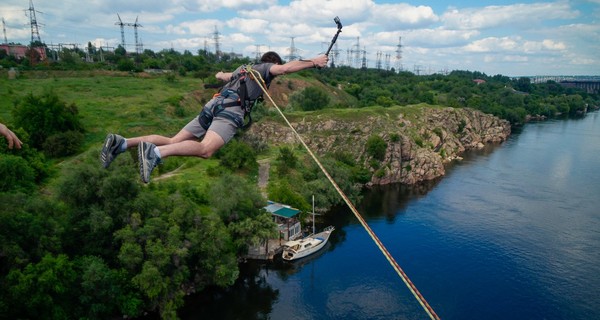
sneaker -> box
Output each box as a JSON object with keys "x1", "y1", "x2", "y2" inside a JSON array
[
  {"x1": 100, "y1": 134, "x2": 125, "y2": 168},
  {"x1": 138, "y1": 141, "x2": 162, "y2": 183}
]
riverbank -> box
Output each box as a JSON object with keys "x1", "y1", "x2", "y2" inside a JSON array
[{"x1": 247, "y1": 106, "x2": 511, "y2": 185}]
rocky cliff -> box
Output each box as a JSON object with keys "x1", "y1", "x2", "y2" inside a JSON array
[{"x1": 246, "y1": 106, "x2": 511, "y2": 185}]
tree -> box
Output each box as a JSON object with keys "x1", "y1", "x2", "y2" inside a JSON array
[
  {"x1": 276, "y1": 146, "x2": 298, "y2": 175},
  {"x1": 366, "y1": 135, "x2": 387, "y2": 161},
  {"x1": 209, "y1": 173, "x2": 266, "y2": 223},
  {"x1": 217, "y1": 139, "x2": 258, "y2": 172},
  {"x1": 292, "y1": 87, "x2": 330, "y2": 111},
  {"x1": 6, "y1": 254, "x2": 79, "y2": 319},
  {"x1": 12, "y1": 92, "x2": 85, "y2": 157},
  {"x1": 515, "y1": 77, "x2": 532, "y2": 93}
]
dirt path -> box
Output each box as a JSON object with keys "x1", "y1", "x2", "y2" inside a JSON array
[{"x1": 258, "y1": 159, "x2": 270, "y2": 198}]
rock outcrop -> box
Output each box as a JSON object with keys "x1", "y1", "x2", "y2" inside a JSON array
[{"x1": 246, "y1": 106, "x2": 511, "y2": 185}]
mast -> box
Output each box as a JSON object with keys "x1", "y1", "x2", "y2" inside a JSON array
[{"x1": 312, "y1": 195, "x2": 315, "y2": 234}]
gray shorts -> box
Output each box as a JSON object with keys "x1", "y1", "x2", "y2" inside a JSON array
[{"x1": 183, "y1": 105, "x2": 244, "y2": 144}]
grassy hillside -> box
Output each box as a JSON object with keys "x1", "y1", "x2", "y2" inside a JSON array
[
  {"x1": 1, "y1": 71, "x2": 202, "y2": 145},
  {"x1": 0, "y1": 70, "x2": 359, "y2": 186}
]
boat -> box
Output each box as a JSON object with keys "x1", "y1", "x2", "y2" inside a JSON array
[
  {"x1": 282, "y1": 196, "x2": 335, "y2": 261},
  {"x1": 281, "y1": 225, "x2": 334, "y2": 261}
]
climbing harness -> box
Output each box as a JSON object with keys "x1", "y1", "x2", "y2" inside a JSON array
[
  {"x1": 198, "y1": 89, "x2": 244, "y2": 130},
  {"x1": 200, "y1": 65, "x2": 269, "y2": 130},
  {"x1": 249, "y1": 68, "x2": 441, "y2": 320}
]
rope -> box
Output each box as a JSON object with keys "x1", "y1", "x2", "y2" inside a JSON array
[{"x1": 247, "y1": 66, "x2": 440, "y2": 320}]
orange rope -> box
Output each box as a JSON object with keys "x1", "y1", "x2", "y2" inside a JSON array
[{"x1": 248, "y1": 66, "x2": 440, "y2": 320}]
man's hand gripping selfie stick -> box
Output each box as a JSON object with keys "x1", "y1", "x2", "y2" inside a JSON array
[{"x1": 325, "y1": 16, "x2": 343, "y2": 56}]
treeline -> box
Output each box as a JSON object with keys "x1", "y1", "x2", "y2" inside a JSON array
[
  {"x1": 3, "y1": 44, "x2": 597, "y2": 125},
  {"x1": 1, "y1": 43, "x2": 250, "y2": 79},
  {"x1": 315, "y1": 67, "x2": 598, "y2": 124}
]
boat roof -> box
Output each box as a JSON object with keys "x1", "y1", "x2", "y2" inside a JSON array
[{"x1": 264, "y1": 201, "x2": 301, "y2": 218}]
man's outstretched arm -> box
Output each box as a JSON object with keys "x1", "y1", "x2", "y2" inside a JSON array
[
  {"x1": 216, "y1": 71, "x2": 233, "y2": 82},
  {"x1": 270, "y1": 55, "x2": 329, "y2": 76}
]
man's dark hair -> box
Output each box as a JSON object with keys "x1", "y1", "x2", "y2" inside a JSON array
[{"x1": 260, "y1": 51, "x2": 283, "y2": 65}]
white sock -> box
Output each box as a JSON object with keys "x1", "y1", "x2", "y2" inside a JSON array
[
  {"x1": 153, "y1": 147, "x2": 162, "y2": 159},
  {"x1": 120, "y1": 140, "x2": 128, "y2": 152}
]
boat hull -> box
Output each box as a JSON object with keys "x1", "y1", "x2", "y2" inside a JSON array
[{"x1": 282, "y1": 226, "x2": 334, "y2": 261}]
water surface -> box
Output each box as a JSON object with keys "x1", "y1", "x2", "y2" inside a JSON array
[{"x1": 181, "y1": 112, "x2": 600, "y2": 320}]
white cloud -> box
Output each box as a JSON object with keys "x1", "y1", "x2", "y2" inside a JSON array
[
  {"x1": 502, "y1": 55, "x2": 529, "y2": 62},
  {"x1": 542, "y1": 40, "x2": 567, "y2": 51},
  {"x1": 225, "y1": 18, "x2": 270, "y2": 34},
  {"x1": 371, "y1": 3, "x2": 438, "y2": 30},
  {"x1": 173, "y1": 0, "x2": 277, "y2": 12},
  {"x1": 242, "y1": 0, "x2": 374, "y2": 25},
  {"x1": 442, "y1": 2, "x2": 579, "y2": 30},
  {"x1": 463, "y1": 37, "x2": 521, "y2": 53},
  {"x1": 227, "y1": 32, "x2": 254, "y2": 44},
  {"x1": 397, "y1": 28, "x2": 480, "y2": 48},
  {"x1": 178, "y1": 19, "x2": 220, "y2": 36},
  {"x1": 462, "y1": 36, "x2": 568, "y2": 58},
  {"x1": 166, "y1": 24, "x2": 188, "y2": 35}
]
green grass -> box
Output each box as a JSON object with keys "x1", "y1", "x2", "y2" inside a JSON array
[{"x1": 1, "y1": 72, "x2": 202, "y2": 148}]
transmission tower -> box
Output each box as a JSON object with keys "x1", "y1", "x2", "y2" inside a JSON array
[
  {"x1": 330, "y1": 42, "x2": 340, "y2": 67},
  {"x1": 213, "y1": 26, "x2": 221, "y2": 59},
  {"x1": 254, "y1": 44, "x2": 264, "y2": 62},
  {"x1": 376, "y1": 51, "x2": 383, "y2": 70},
  {"x1": 361, "y1": 46, "x2": 367, "y2": 69},
  {"x1": 26, "y1": 0, "x2": 42, "y2": 44},
  {"x1": 287, "y1": 37, "x2": 299, "y2": 61},
  {"x1": 115, "y1": 14, "x2": 143, "y2": 54},
  {"x1": 115, "y1": 14, "x2": 126, "y2": 49},
  {"x1": 351, "y1": 37, "x2": 361, "y2": 68},
  {"x1": 413, "y1": 64, "x2": 424, "y2": 76},
  {"x1": 131, "y1": 16, "x2": 143, "y2": 54},
  {"x1": 395, "y1": 36, "x2": 403, "y2": 72},
  {"x1": 385, "y1": 53, "x2": 391, "y2": 71},
  {"x1": 346, "y1": 48, "x2": 352, "y2": 66},
  {"x1": 2, "y1": 18, "x2": 7, "y2": 44}
]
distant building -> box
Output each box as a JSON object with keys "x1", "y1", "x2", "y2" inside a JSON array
[
  {"x1": 473, "y1": 79, "x2": 486, "y2": 85},
  {"x1": 264, "y1": 201, "x2": 302, "y2": 241},
  {"x1": 244, "y1": 201, "x2": 303, "y2": 260},
  {"x1": 0, "y1": 44, "x2": 47, "y2": 61}
]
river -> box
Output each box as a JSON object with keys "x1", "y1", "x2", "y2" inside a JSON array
[{"x1": 180, "y1": 112, "x2": 600, "y2": 320}]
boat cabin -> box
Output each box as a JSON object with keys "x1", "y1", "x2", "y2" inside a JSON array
[{"x1": 264, "y1": 201, "x2": 302, "y2": 241}]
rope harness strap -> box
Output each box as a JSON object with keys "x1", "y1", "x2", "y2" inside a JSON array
[{"x1": 248, "y1": 67, "x2": 441, "y2": 320}]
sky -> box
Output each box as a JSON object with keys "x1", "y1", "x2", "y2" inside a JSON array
[{"x1": 1, "y1": 0, "x2": 599, "y2": 76}]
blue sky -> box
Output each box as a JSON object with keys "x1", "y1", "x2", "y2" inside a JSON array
[{"x1": 1, "y1": 0, "x2": 599, "y2": 76}]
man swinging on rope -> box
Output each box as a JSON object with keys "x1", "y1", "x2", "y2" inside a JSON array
[{"x1": 101, "y1": 52, "x2": 328, "y2": 183}]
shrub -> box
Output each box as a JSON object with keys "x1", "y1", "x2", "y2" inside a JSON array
[
  {"x1": 366, "y1": 135, "x2": 387, "y2": 161},
  {"x1": 43, "y1": 130, "x2": 84, "y2": 157},
  {"x1": 291, "y1": 87, "x2": 330, "y2": 111},
  {"x1": 0, "y1": 154, "x2": 36, "y2": 192},
  {"x1": 12, "y1": 92, "x2": 84, "y2": 157},
  {"x1": 276, "y1": 146, "x2": 297, "y2": 175},
  {"x1": 216, "y1": 140, "x2": 257, "y2": 172}
]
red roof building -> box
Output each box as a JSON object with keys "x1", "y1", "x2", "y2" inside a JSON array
[{"x1": 0, "y1": 44, "x2": 47, "y2": 61}]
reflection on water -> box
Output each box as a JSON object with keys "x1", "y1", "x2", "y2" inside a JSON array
[{"x1": 179, "y1": 262, "x2": 279, "y2": 320}]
